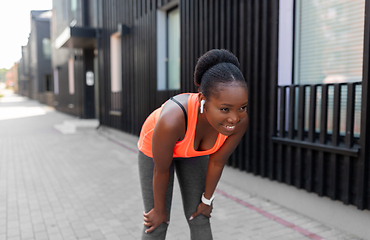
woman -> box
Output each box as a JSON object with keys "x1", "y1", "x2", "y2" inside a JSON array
[{"x1": 138, "y1": 49, "x2": 249, "y2": 240}]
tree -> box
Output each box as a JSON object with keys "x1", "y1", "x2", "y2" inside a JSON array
[{"x1": 0, "y1": 68, "x2": 9, "y2": 83}]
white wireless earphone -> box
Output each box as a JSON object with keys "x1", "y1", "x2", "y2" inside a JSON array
[{"x1": 200, "y1": 100, "x2": 205, "y2": 113}]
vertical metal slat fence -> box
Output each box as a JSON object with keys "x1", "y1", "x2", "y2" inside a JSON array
[{"x1": 273, "y1": 82, "x2": 361, "y2": 208}]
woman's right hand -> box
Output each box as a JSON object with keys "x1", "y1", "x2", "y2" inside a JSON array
[{"x1": 143, "y1": 208, "x2": 169, "y2": 233}]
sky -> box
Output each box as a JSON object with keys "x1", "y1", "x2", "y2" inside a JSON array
[{"x1": 0, "y1": 0, "x2": 52, "y2": 69}]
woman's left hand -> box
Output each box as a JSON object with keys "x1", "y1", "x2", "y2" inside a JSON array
[{"x1": 189, "y1": 202, "x2": 213, "y2": 220}]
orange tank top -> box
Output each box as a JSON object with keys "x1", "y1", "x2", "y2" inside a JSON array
[{"x1": 137, "y1": 93, "x2": 228, "y2": 158}]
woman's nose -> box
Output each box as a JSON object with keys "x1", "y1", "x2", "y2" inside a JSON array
[{"x1": 227, "y1": 113, "x2": 239, "y2": 124}]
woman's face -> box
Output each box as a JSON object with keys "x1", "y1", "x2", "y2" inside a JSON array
[{"x1": 203, "y1": 85, "x2": 249, "y2": 136}]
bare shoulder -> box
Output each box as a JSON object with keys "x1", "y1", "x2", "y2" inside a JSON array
[
  {"x1": 160, "y1": 94, "x2": 190, "y2": 118},
  {"x1": 155, "y1": 94, "x2": 190, "y2": 139}
]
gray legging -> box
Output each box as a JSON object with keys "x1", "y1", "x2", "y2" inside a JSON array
[{"x1": 138, "y1": 151, "x2": 213, "y2": 240}]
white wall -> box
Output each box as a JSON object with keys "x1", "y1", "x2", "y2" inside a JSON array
[{"x1": 278, "y1": 0, "x2": 294, "y2": 86}]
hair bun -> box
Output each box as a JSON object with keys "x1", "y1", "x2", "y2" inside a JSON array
[{"x1": 194, "y1": 49, "x2": 240, "y2": 87}]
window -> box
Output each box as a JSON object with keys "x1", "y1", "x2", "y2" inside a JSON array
[
  {"x1": 42, "y1": 38, "x2": 51, "y2": 59},
  {"x1": 294, "y1": 0, "x2": 365, "y2": 85},
  {"x1": 71, "y1": 0, "x2": 77, "y2": 11},
  {"x1": 295, "y1": 0, "x2": 364, "y2": 136},
  {"x1": 110, "y1": 32, "x2": 122, "y2": 92},
  {"x1": 278, "y1": 0, "x2": 365, "y2": 137},
  {"x1": 167, "y1": 7, "x2": 180, "y2": 90},
  {"x1": 68, "y1": 58, "x2": 75, "y2": 94},
  {"x1": 157, "y1": 3, "x2": 180, "y2": 90}
]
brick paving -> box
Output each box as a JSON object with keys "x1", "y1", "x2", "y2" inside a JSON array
[{"x1": 0, "y1": 90, "x2": 364, "y2": 240}]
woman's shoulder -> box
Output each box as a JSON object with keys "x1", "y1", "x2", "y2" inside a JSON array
[
  {"x1": 156, "y1": 93, "x2": 196, "y2": 136},
  {"x1": 171, "y1": 93, "x2": 198, "y2": 106},
  {"x1": 156, "y1": 95, "x2": 188, "y2": 131},
  {"x1": 160, "y1": 94, "x2": 187, "y2": 118},
  {"x1": 172, "y1": 92, "x2": 191, "y2": 101}
]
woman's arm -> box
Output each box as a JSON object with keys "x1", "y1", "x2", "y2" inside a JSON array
[
  {"x1": 205, "y1": 114, "x2": 249, "y2": 198},
  {"x1": 143, "y1": 102, "x2": 186, "y2": 233},
  {"x1": 190, "y1": 115, "x2": 249, "y2": 220}
]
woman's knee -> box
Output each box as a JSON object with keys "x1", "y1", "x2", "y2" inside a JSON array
[
  {"x1": 188, "y1": 214, "x2": 210, "y2": 227},
  {"x1": 141, "y1": 222, "x2": 169, "y2": 240},
  {"x1": 188, "y1": 215, "x2": 213, "y2": 240}
]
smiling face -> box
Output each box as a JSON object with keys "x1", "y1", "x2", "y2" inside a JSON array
[{"x1": 201, "y1": 83, "x2": 249, "y2": 136}]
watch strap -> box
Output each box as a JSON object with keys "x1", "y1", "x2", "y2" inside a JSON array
[{"x1": 201, "y1": 193, "x2": 215, "y2": 206}]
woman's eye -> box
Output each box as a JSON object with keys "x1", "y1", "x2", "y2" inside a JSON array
[
  {"x1": 221, "y1": 108, "x2": 229, "y2": 112},
  {"x1": 240, "y1": 106, "x2": 247, "y2": 111}
]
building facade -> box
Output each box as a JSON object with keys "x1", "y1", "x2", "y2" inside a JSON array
[
  {"x1": 18, "y1": 45, "x2": 31, "y2": 97},
  {"x1": 18, "y1": 10, "x2": 53, "y2": 106},
  {"x1": 10, "y1": 63, "x2": 19, "y2": 94},
  {"x1": 51, "y1": 0, "x2": 99, "y2": 118}
]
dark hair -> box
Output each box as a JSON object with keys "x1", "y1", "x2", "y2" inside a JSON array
[{"x1": 194, "y1": 49, "x2": 246, "y2": 99}]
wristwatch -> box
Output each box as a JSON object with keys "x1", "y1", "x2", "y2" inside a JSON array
[{"x1": 201, "y1": 192, "x2": 215, "y2": 206}]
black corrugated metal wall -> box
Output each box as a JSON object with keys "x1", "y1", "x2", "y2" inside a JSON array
[
  {"x1": 99, "y1": 0, "x2": 278, "y2": 146},
  {"x1": 98, "y1": 0, "x2": 279, "y2": 169},
  {"x1": 98, "y1": 0, "x2": 369, "y2": 210},
  {"x1": 359, "y1": 0, "x2": 370, "y2": 210}
]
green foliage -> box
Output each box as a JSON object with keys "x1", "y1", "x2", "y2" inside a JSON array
[{"x1": 0, "y1": 68, "x2": 9, "y2": 83}]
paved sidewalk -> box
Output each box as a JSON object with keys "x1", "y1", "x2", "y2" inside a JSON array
[{"x1": 0, "y1": 90, "x2": 364, "y2": 240}]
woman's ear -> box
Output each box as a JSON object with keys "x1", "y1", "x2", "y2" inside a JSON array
[
  {"x1": 198, "y1": 92, "x2": 206, "y2": 103},
  {"x1": 198, "y1": 92, "x2": 206, "y2": 114}
]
